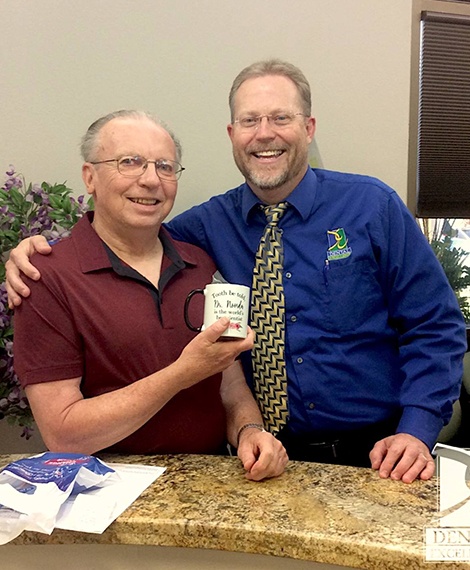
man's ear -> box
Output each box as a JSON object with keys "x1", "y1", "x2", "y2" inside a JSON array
[
  {"x1": 227, "y1": 123, "x2": 234, "y2": 141},
  {"x1": 306, "y1": 116, "x2": 316, "y2": 144},
  {"x1": 82, "y1": 163, "x2": 95, "y2": 196}
]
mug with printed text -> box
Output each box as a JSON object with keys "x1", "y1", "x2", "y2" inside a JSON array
[{"x1": 184, "y1": 283, "x2": 250, "y2": 339}]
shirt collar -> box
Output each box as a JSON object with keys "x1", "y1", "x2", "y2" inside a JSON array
[
  {"x1": 241, "y1": 167, "x2": 318, "y2": 223},
  {"x1": 73, "y1": 211, "x2": 198, "y2": 274}
]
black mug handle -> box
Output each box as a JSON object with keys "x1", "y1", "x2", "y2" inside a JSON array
[{"x1": 184, "y1": 288, "x2": 204, "y2": 332}]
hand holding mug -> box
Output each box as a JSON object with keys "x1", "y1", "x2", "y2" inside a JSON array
[{"x1": 184, "y1": 283, "x2": 250, "y2": 339}]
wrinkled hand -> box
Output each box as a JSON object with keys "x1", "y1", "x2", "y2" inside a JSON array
[
  {"x1": 6, "y1": 235, "x2": 51, "y2": 308},
  {"x1": 369, "y1": 433, "x2": 435, "y2": 483},
  {"x1": 237, "y1": 428, "x2": 288, "y2": 481},
  {"x1": 177, "y1": 319, "x2": 254, "y2": 389}
]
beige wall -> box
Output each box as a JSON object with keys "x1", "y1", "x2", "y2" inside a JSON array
[{"x1": 2, "y1": 0, "x2": 412, "y2": 217}]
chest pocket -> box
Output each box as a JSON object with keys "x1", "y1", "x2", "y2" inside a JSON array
[{"x1": 323, "y1": 259, "x2": 386, "y2": 333}]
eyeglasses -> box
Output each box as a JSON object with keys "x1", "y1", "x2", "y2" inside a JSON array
[
  {"x1": 90, "y1": 156, "x2": 185, "y2": 181},
  {"x1": 233, "y1": 112, "x2": 308, "y2": 131}
]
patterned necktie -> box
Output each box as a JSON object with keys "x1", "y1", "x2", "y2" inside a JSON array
[{"x1": 251, "y1": 202, "x2": 289, "y2": 434}]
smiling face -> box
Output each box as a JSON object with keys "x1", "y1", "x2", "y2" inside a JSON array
[
  {"x1": 82, "y1": 116, "x2": 178, "y2": 238},
  {"x1": 227, "y1": 75, "x2": 315, "y2": 203}
]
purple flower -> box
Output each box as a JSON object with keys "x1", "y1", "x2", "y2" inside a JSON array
[
  {"x1": 21, "y1": 425, "x2": 34, "y2": 439},
  {"x1": 2, "y1": 173, "x2": 23, "y2": 191}
]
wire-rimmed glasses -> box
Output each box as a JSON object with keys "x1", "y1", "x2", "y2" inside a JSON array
[
  {"x1": 233, "y1": 112, "x2": 308, "y2": 131},
  {"x1": 90, "y1": 155, "x2": 185, "y2": 182}
]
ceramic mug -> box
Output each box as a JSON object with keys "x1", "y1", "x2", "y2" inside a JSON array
[{"x1": 184, "y1": 283, "x2": 250, "y2": 339}]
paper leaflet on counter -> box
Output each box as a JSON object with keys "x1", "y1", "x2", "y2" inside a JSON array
[{"x1": 0, "y1": 452, "x2": 165, "y2": 544}]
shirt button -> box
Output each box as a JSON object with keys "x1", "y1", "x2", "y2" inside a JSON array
[
  {"x1": 285, "y1": 272, "x2": 292, "y2": 279},
  {"x1": 308, "y1": 402, "x2": 315, "y2": 410},
  {"x1": 297, "y1": 357, "x2": 303, "y2": 364},
  {"x1": 290, "y1": 315, "x2": 297, "y2": 322}
]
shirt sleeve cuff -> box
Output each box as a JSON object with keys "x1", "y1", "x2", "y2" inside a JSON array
[{"x1": 396, "y1": 406, "x2": 444, "y2": 450}]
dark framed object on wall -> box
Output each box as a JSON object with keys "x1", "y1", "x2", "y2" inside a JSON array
[{"x1": 409, "y1": 4, "x2": 470, "y2": 217}]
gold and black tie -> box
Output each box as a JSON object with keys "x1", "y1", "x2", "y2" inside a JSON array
[{"x1": 251, "y1": 202, "x2": 289, "y2": 434}]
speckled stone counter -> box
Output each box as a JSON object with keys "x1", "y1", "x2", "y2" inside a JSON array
[{"x1": 1, "y1": 453, "x2": 468, "y2": 570}]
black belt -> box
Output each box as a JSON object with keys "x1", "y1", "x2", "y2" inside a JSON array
[
  {"x1": 303, "y1": 439, "x2": 341, "y2": 459},
  {"x1": 276, "y1": 413, "x2": 401, "y2": 467}
]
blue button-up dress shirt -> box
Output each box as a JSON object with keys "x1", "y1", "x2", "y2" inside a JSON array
[{"x1": 166, "y1": 168, "x2": 467, "y2": 449}]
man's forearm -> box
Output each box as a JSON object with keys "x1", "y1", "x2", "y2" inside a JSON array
[
  {"x1": 26, "y1": 364, "x2": 185, "y2": 455},
  {"x1": 220, "y1": 361, "x2": 264, "y2": 447}
]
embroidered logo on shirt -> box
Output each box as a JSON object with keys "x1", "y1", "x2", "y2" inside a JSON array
[{"x1": 327, "y1": 228, "x2": 352, "y2": 260}]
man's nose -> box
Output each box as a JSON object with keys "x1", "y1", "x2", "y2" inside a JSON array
[
  {"x1": 139, "y1": 162, "x2": 162, "y2": 185},
  {"x1": 255, "y1": 116, "x2": 276, "y2": 138}
]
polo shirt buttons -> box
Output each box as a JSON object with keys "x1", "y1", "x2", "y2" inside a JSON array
[
  {"x1": 297, "y1": 357, "x2": 303, "y2": 364},
  {"x1": 308, "y1": 402, "x2": 315, "y2": 410},
  {"x1": 290, "y1": 315, "x2": 297, "y2": 322},
  {"x1": 285, "y1": 272, "x2": 292, "y2": 278}
]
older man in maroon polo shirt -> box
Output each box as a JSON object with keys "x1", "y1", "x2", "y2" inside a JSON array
[{"x1": 13, "y1": 110, "x2": 287, "y2": 481}]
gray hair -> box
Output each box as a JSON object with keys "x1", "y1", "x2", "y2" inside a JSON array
[
  {"x1": 80, "y1": 110, "x2": 183, "y2": 164},
  {"x1": 228, "y1": 59, "x2": 312, "y2": 121}
]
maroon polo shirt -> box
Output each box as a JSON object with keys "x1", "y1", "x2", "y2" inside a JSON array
[{"x1": 14, "y1": 212, "x2": 226, "y2": 455}]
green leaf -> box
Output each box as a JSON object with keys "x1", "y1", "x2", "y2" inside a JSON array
[
  {"x1": 47, "y1": 211, "x2": 63, "y2": 221},
  {"x1": 8, "y1": 187, "x2": 26, "y2": 209},
  {"x1": 48, "y1": 195, "x2": 64, "y2": 209},
  {"x1": 61, "y1": 196, "x2": 72, "y2": 214}
]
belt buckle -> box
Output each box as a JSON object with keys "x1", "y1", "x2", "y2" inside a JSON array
[{"x1": 307, "y1": 439, "x2": 340, "y2": 458}]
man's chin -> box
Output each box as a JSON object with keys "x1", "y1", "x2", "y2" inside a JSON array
[
  {"x1": 234, "y1": 156, "x2": 289, "y2": 191},
  {"x1": 249, "y1": 175, "x2": 288, "y2": 191}
]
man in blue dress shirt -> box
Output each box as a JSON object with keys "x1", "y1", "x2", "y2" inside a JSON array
[{"x1": 5, "y1": 59, "x2": 466, "y2": 483}]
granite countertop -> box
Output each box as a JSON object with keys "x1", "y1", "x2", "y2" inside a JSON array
[{"x1": 1, "y1": 453, "x2": 468, "y2": 570}]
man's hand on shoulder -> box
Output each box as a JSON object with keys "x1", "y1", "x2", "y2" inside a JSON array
[
  {"x1": 6, "y1": 235, "x2": 52, "y2": 308},
  {"x1": 237, "y1": 427, "x2": 288, "y2": 481},
  {"x1": 369, "y1": 433, "x2": 435, "y2": 483}
]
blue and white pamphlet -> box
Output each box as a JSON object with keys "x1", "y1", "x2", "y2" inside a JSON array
[{"x1": 0, "y1": 452, "x2": 165, "y2": 544}]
